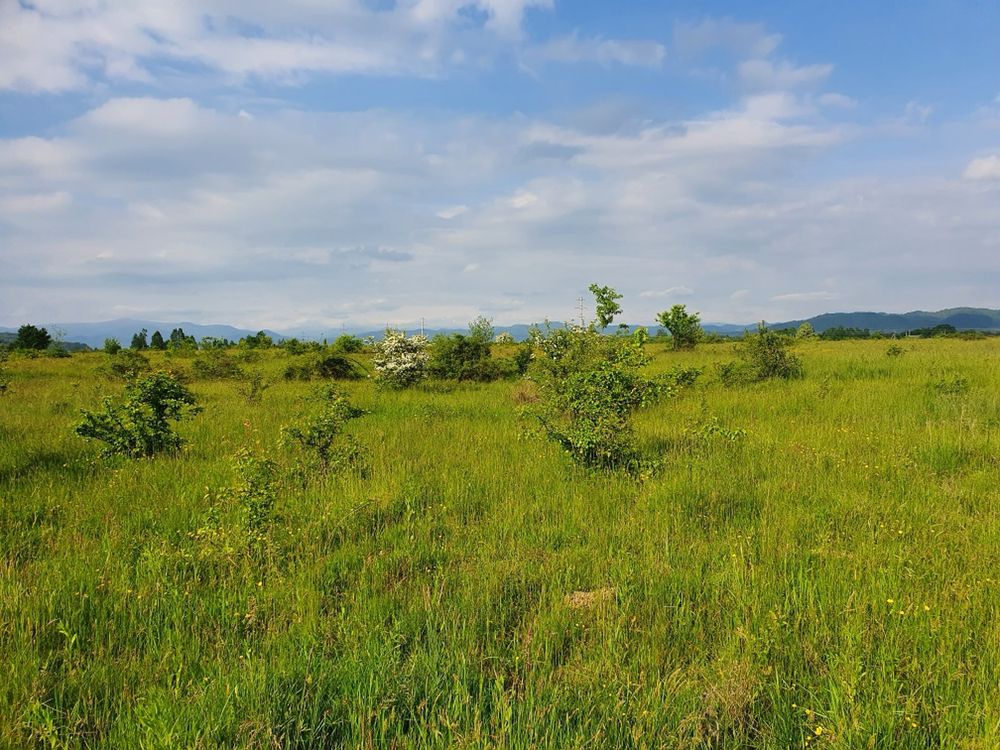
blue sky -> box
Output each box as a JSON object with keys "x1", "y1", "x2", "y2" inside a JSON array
[{"x1": 1, "y1": 0, "x2": 999, "y2": 329}]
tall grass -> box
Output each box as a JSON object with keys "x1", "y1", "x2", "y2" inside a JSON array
[{"x1": 1, "y1": 339, "x2": 998, "y2": 747}]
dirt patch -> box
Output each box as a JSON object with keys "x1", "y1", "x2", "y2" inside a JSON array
[{"x1": 564, "y1": 587, "x2": 615, "y2": 610}]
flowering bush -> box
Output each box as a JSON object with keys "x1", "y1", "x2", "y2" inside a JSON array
[{"x1": 371, "y1": 329, "x2": 429, "y2": 389}]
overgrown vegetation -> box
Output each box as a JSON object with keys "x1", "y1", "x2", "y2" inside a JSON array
[
  {"x1": 74, "y1": 371, "x2": 201, "y2": 457},
  {"x1": 718, "y1": 323, "x2": 805, "y2": 385},
  {"x1": 1, "y1": 330, "x2": 998, "y2": 748}
]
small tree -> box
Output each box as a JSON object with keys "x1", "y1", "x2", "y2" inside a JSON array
[
  {"x1": 282, "y1": 385, "x2": 366, "y2": 473},
  {"x1": 527, "y1": 286, "x2": 672, "y2": 472},
  {"x1": 75, "y1": 371, "x2": 201, "y2": 457},
  {"x1": 719, "y1": 323, "x2": 803, "y2": 385},
  {"x1": 150, "y1": 330, "x2": 166, "y2": 350},
  {"x1": 656, "y1": 305, "x2": 702, "y2": 350},
  {"x1": 103, "y1": 338, "x2": 122, "y2": 355},
  {"x1": 240, "y1": 331, "x2": 273, "y2": 349},
  {"x1": 588, "y1": 284, "x2": 623, "y2": 329},
  {"x1": 795, "y1": 322, "x2": 818, "y2": 340},
  {"x1": 14, "y1": 325, "x2": 51, "y2": 350},
  {"x1": 130, "y1": 329, "x2": 148, "y2": 350},
  {"x1": 371, "y1": 330, "x2": 429, "y2": 388}
]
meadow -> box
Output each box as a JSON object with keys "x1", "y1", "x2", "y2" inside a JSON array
[{"x1": 0, "y1": 338, "x2": 998, "y2": 748}]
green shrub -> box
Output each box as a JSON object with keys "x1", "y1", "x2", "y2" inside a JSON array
[
  {"x1": 886, "y1": 344, "x2": 905, "y2": 357},
  {"x1": 103, "y1": 338, "x2": 122, "y2": 354},
  {"x1": 282, "y1": 353, "x2": 364, "y2": 381},
  {"x1": 282, "y1": 385, "x2": 367, "y2": 474},
  {"x1": 719, "y1": 324, "x2": 803, "y2": 385},
  {"x1": 75, "y1": 371, "x2": 201, "y2": 457},
  {"x1": 105, "y1": 349, "x2": 150, "y2": 380},
  {"x1": 236, "y1": 372, "x2": 270, "y2": 404},
  {"x1": 332, "y1": 334, "x2": 364, "y2": 353},
  {"x1": 192, "y1": 349, "x2": 244, "y2": 379},
  {"x1": 527, "y1": 288, "x2": 672, "y2": 472}
]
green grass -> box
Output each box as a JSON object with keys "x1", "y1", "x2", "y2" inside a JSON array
[{"x1": 1, "y1": 339, "x2": 998, "y2": 748}]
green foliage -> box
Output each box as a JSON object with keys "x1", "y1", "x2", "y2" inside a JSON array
[
  {"x1": 886, "y1": 344, "x2": 905, "y2": 357},
  {"x1": 235, "y1": 371, "x2": 270, "y2": 404},
  {"x1": 103, "y1": 338, "x2": 122, "y2": 354},
  {"x1": 228, "y1": 447, "x2": 279, "y2": 538},
  {"x1": 150, "y1": 330, "x2": 166, "y2": 350},
  {"x1": 528, "y1": 318, "x2": 670, "y2": 472},
  {"x1": 493, "y1": 332, "x2": 515, "y2": 345},
  {"x1": 130, "y1": 329, "x2": 148, "y2": 350},
  {"x1": 282, "y1": 353, "x2": 364, "y2": 381},
  {"x1": 105, "y1": 349, "x2": 150, "y2": 380},
  {"x1": 14, "y1": 324, "x2": 51, "y2": 350},
  {"x1": 796, "y1": 322, "x2": 818, "y2": 340},
  {"x1": 428, "y1": 320, "x2": 499, "y2": 382},
  {"x1": 75, "y1": 371, "x2": 201, "y2": 457},
  {"x1": 656, "y1": 304, "x2": 703, "y2": 350},
  {"x1": 192, "y1": 349, "x2": 244, "y2": 379},
  {"x1": 331, "y1": 334, "x2": 365, "y2": 353},
  {"x1": 719, "y1": 324, "x2": 804, "y2": 385},
  {"x1": 240, "y1": 330, "x2": 273, "y2": 349},
  {"x1": 588, "y1": 283, "x2": 623, "y2": 328},
  {"x1": 282, "y1": 385, "x2": 367, "y2": 474},
  {"x1": 0, "y1": 366, "x2": 9, "y2": 396}
]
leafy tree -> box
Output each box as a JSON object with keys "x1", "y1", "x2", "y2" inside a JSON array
[
  {"x1": 718, "y1": 324, "x2": 804, "y2": 385},
  {"x1": 282, "y1": 385, "x2": 366, "y2": 473},
  {"x1": 150, "y1": 330, "x2": 166, "y2": 350},
  {"x1": 656, "y1": 304, "x2": 702, "y2": 350},
  {"x1": 528, "y1": 321, "x2": 669, "y2": 472},
  {"x1": 494, "y1": 332, "x2": 515, "y2": 345},
  {"x1": 240, "y1": 331, "x2": 273, "y2": 349},
  {"x1": 525, "y1": 287, "x2": 676, "y2": 472},
  {"x1": 14, "y1": 324, "x2": 51, "y2": 350},
  {"x1": 795, "y1": 322, "x2": 818, "y2": 340},
  {"x1": 75, "y1": 371, "x2": 201, "y2": 457},
  {"x1": 331, "y1": 334, "x2": 364, "y2": 353},
  {"x1": 104, "y1": 338, "x2": 122, "y2": 354},
  {"x1": 588, "y1": 283, "x2": 623, "y2": 329},
  {"x1": 169, "y1": 328, "x2": 196, "y2": 348},
  {"x1": 130, "y1": 329, "x2": 148, "y2": 350},
  {"x1": 427, "y1": 317, "x2": 500, "y2": 381}
]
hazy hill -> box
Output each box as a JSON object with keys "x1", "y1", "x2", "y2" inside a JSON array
[
  {"x1": 0, "y1": 319, "x2": 284, "y2": 349},
  {"x1": 770, "y1": 307, "x2": 1000, "y2": 333}
]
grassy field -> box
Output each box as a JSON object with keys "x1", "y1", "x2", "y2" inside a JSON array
[{"x1": 1, "y1": 339, "x2": 998, "y2": 748}]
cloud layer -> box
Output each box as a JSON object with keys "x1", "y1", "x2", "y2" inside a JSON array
[{"x1": 1, "y1": 6, "x2": 999, "y2": 329}]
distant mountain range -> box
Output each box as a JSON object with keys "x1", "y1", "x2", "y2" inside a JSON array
[{"x1": 3, "y1": 308, "x2": 999, "y2": 348}]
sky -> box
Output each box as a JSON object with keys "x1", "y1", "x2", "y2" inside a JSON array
[{"x1": 1, "y1": 0, "x2": 999, "y2": 330}]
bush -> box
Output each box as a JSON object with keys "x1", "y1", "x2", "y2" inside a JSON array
[
  {"x1": 371, "y1": 330, "x2": 429, "y2": 389},
  {"x1": 332, "y1": 334, "x2": 364, "y2": 353},
  {"x1": 236, "y1": 372, "x2": 271, "y2": 404},
  {"x1": 192, "y1": 349, "x2": 244, "y2": 379},
  {"x1": 719, "y1": 324, "x2": 803, "y2": 385},
  {"x1": 105, "y1": 349, "x2": 150, "y2": 380},
  {"x1": 527, "y1": 291, "x2": 672, "y2": 473},
  {"x1": 886, "y1": 344, "x2": 905, "y2": 357},
  {"x1": 75, "y1": 371, "x2": 201, "y2": 457},
  {"x1": 428, "y1": 333, "x2": 496, "y2": 381},
  {"x1": 282, "y1": 353, "x2": 364, "y2": 381},
  {"x1": 103, "y1": 338, "x2": 122, "y2": 354},
  {"x1": 282, "y1": 385, "x2": 367, "y2": 474}
]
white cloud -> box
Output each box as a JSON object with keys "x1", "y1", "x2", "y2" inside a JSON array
[
  {"x1": 738, "y1": 59, "x2": 833, "y2": 91},
  {"x1": 673, "y1": 18, "x2": 781, "y2": 59},
  {"x1": 529, "y1": 32, "x2": 665, "y2": 68},
  {"x1": 963, "y1": 154, "x2": 1000, "y2": 180},
  {"x1": 770, "y1": 291, "x2": 839, "y2": 302},
  {"x1": 437, "y1": 205, "x2": 468, "y2": 219},
  {"x1": 819, "y1": 92, "x2": 858, "y2": 109},
  {"x1": 0, "y1": 0, "x2": 559, "y2": 92},
  {"x1": 639, "y1": 286, "x2": 694, "y2": 298}
]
